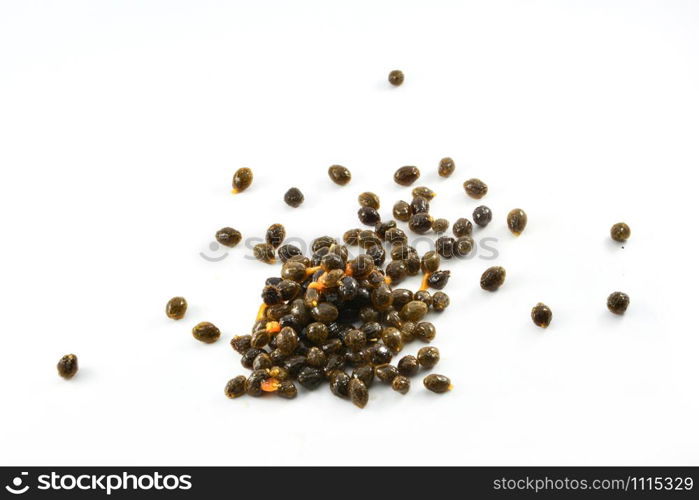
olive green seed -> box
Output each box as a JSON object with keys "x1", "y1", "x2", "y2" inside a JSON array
[
  {"x1": 328, "y1": 165, "x2": 352, "y2": 185},
  {"x1": 394, "y1": 166, "x2": 421, "y2": 186},
  {"x1": 232, "y1": 167, "x2": 253, "y2": 193},
  {"x1": 192, "y1": 322, "x2": 221, "y2": 343},
  {"x1": 507, "y1": 209, "x2": 528, "y2": 235},
  {"x1": 480, "y1": 266, "x2": 506, "y2": 291},
  {"x1": 424, "y1": 374, "x2": 452, "y2": 393},
  {"x1": 463, "y1": 178, "x2": 488, "y2": 199},
  {"x1": 610, "y1": 222, "x2": 631, "y2": 242},
  {"x1": 165, "y1": 296, "x2": 187, "y2": 320},
  {"x1": 438, "y1": 157, "x2": 455, "y2": 177},
  {"x1": 388, "y1": 69, "x2": 404, "y2": 86},
  {"x1": 224, "y1": 376, "x2": 247, "y2": 399}
]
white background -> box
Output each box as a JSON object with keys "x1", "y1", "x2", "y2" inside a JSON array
[{"x1": 1, "y1": 0, "x2": 698, "y2": 466}]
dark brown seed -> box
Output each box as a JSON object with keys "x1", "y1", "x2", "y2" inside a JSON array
[
  {"x1": 432, "y1": 291, "x2": 450, "y2": 312},
  {"x1": 436, "y1": 236, "x2": 456, "y2": 259},
  {"x1": 410, "y1": 196, "x2": 430, "y2": 214},
  {"x1": 277, "y1": 245, "x2": 303, "y2": 264},
  {"x1": 473, "y1": 206, "x2": 492, "y2": 227},
  {"x1": 393, "y1": 200, "x2": 412, "y2": 222},
  {"x1": 607, "y1": 292, "x2": 630, "y2": 315},
  {"x1": 311, "y1": 303, "x2": 339, "y2": 323},
  {"x1": 455, "y1": 236, "x2": 474, "y2": 257},
  {"x1": 343, "y1": 228, "x2": 361, "y2": 246},
  {"x1": 394, "y1": 166, "x2": 421, "y2": 186},
  {"x1": 414, "y1": 290, "x2": 433, "y2": 307},
  {"x1": 261, "y1": 285, "x2": 283, "y2": 306},
  {"x1": 531, "y1": 303, "x2": 553, "y2": 328},
  {"x1": 381, "y1": 327, "x2": 403, "y2": 352},
  {"x1": 369, "y1": 344, "x2": 393, "y2": 365},
  {"x1": 277, "y1": 380, "x2": 298, "y2": 399},
  {"x1": 417, "y1": 346, "x2": 440, "y2": 369},
  {"x1": 265, "y1": 223, "x2": 286, "y2": 248},
  {"x1": 610, "y1": 222, "x2": 631, "y2": 242},
  {"x1": 391, "y1": 289, "x2": 414, "y2": 310},
  {"x1": 269, "y1": 366, "x2": 290, "y2": 381},
  {"x1": 388, "y1": 69, "x2": 404, "y2": 86},
  {"x1": 298, "y1": 366, "x2": 324, "y2": 390},
  {"x1": 224, "y1": 376, "x2": 247, "y2": 399},
  {"x1": 424, "y1": 374, "x2": 452, "y2": 393},
  {"x1": 284, "y1": 187, "x2": 304, "y2": 207},
  {"x1": 421, "y1": 251, "x2": 441, "y2": 273},
  {"x1": 275, "y1": 326, "x2": 299, "y2": 355},
  {"x1": 312, "y1": 236, "x2": 337, "y2": 252},
  {"x1": 412, "y1": 186, "x2": 436, "y2": 200},
  {"x1": 432, "y1": 218, "x2": 449, "y2": 233},
  {"x1": 254, "y1": 243, "x2": 276, "y2": 264},
  {"x1": 57, "y1": 354, "x2": 78, "y2": 379},
  {"x1": 358, "y1": 206, "x2": 381, "y2": 226},
  {"x1": 438, "y1": 157, "x2": 455, "y2": 177},
  {"x1": 397, "y1": 355, "x2": 419, "y2": 377},
  {"x1": 358, "y1": 230, "x2": 381, "y2": 249},
  {"x1": 463, "y1": 178, "x2": 488, "y2": 199},
  {"x1": 480, "y1": 266, "x2": 506, "y2": 292},
  {"x1": 375, "y1": 220, "x2": 397, "y2": 240},
  {"x1": 375, "y1": 364, "x2": 399, "y2": 383},
  {"x1": 415, "y1": 322, "x2": 436, "y2": 342},
  {"x1": 453, "y1": 218, "x2": 473, "y2": 237},
  {"x1": 427, "y1": 270, "x2": 451, "y2": 290},
  {"x1": 192, "y1": 322, "x2": 221, "y2": 343},
  {"x1": 349, "y1": 378, "x2": 369, "y2": 408},
  {"x1": 281, "y1": 261, "x2": 306, "y2": 282},
  {"x1": 392, "y1": 375, "x2": 410, "y2": 394},
  {"x1": 230, "y1": 335, "x2": 252, "y2": 354},
  {"x1": 329, "y1": 371, "x2": 351, "y2": 398},
  {"x1": 400, "y1": 321, "x2": 416, "y2": 342},
  {"x1": 386, "y1": 260, "x2": 408, "y2": 284},
  {"x1": 408, "y1": 213, "x2": 433, "y2": 234},
  {"x1": 344, "y1": 329, "x2": 367, "y2": 351},
  {"x1": 404, "y1": 253, "x2": 421, "y2": 276},
  {"x1": 507, "y1": 209, "x2": 528, "y2": 235},
  {"x1": 328, "y1": 165, "x2": 352, "y2": 186},
  {"x1": 241, "y1": 348, "x2": 265, "y2": 369},
  {"x1": 391, "y1": 244, "x2": 416, "y2": 260},
  {"x1": 232, "y1": 167, "x2": 253, "y2": 193},
  {"x1": 250, "y1": 329, "x2": 271, "y2": 349},
  {"x1": 215, "y1": 227, "x2": 242, "y2": 247},
  {"x1": 245, "y1": 370, "x2": 269, "y2": 397},
  {"x1": 306, "y1": 322, "x2": 329, "y2": 345},
  {"x1": 358, "y1": 192, "x2": 380, "y2": 210},
  {"x1": 165, "y1": 296, "x2": 187, "y2": 320},
  {"x1": 352, "y1": 365, "x2": 374, "y2": 387},
  {"x1": 401, "y1": 300, "x2": 429, "y2": 322},
  {"x1": 252, "y1": 352, "x2": 273, "y2": 370}
]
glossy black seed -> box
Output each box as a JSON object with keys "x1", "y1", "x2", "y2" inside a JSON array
[
  {"x1": 452, "y1": 218, "x2": 473, "y2": 237},
  {"x1": 388, "y1": 69, "x2": 404, "y2": 86},
  {"x1": 473, "y1": 206, "x2": 492, "y2": 228},
  {"x1": 401, "y1": 300, "x2": 429, "y2": 322},
  {"x1": 438, "y1": 157, "x2": 455, "y2": 177},
  {"x1": 414, "y1": 290, "x2": 432, "y2": 307},
  {"x1": 311, "y1": 303, "x2": 339, "y2": 323},
  {"x1": 57, "y1": 354, "x2": 78, "y2": 379},
  {"x1": 507, "y1": 209, "x2": 528, "y2": 236},
  {"x1": 607, "y1": 292, "x2": 630, "y2": 315},
  {"x1": 415, "y1": 322, "x2": 436, "y2": 343},
  {"x1": 480, "y1": 266, "x2": 506, "y2": 291},
  {"x1": 245, "y1": 369, "x2": 269, "y2": 397},
  {"x1": 417, "y1": 346, "x2": 440, "y2": 369},
  {"x1": 328, "y1": 165, "x2": 352, "y2": 186},
  {"x1": 374, "y1": 220, "x2": 397, "y2": 240},
  {"x1": 283, "y1": 355, "x2": 307, "y2": 378},
  {"x1": 610, "y1": 222, "x2": 630, "y2": 242},
  {"x1": 366, "y1": 245, "x2": 386, "y2": 266},
  {"x1": 278, "y1": 280, "x2": 301, "y2": 301},
  {"x1": 215, "y1": 227, "x2": 242, "y2": 247},
  {"x1": 265, "y1": 223, "x2": 286, "y2": 248},
  {"x1": 435, "y1": 236, "x2": 456, "y2": 259},
  {"x1": 297, "y1": 366, "x2": 324, "y2": 390},
  {"x1": 455, "y1": 236, "x2": 474, "y2": 257},
  {"x1": 329, "y1": 371, "x2": 351, "y2": 398},
  {"x1": 165, "y1": 296, "x2": 187, "y2": 320},
  {"x1": 358, "y1": 206, "x2": 381, "y2": 226},
  {"x1": 463, "y1": 178, "x2": 488, "y2": 199},
  {"x1": 254, "y1": 243, "x2": 276, "y2": 264},
  {"x1": 432, "y1": 218, "x2": 449, "y2": 233},
  {"x1": 391, "y1": 289, "x2": 414, "y2": 310},
  {"x1": 424, "y1": 374, "x2": 452, "y2": 393},
  {"x1": 352, "y1": 365, "x2": 375, "y2": 388},
  {"x1": 392, "y1": 375, "x2": 410, "y2": 394},
  {"x1": 241, "y1": 348, "x2": 265, "y2": 369},
  {"x1": 358, "y1": 192, "x2": 380, "y2": 209},
  {"x1": 277, "y1": 380, "x2": 298, "y2": 399},
  {"x1": 531, "y1": 302, "x2": 553, "y2": 328},
  {"x1": 394, "y1": 166, "x2": 421, "y2": 186},
  {"x1": 393, "y1": 200, "x2": 412, "y2": 222},
  {"x1": 232, "y1": 167, "x2": 253, "y2": 193},
  {"x1": 427, "y1": 270, "x2": 450, "y2": 290},
  {"x1": 224, "y1": 376, "x2": 247, "y2": 399},
  {"x1": 375, "y1": 364, "x2": 399, "y2": 383},
  {"x1": 253, "y1": 352, "x2": 273, "y2": 371},
  {"x1": 410, "y1": 196, "x2": 430, "y2": 214},
  {"x1": 349, "y1": 378, "x2": 369, "y2": 408},
  {"x1": 284, "y1": 187, "x2": 304, "y2": 207},
  {"x1": 397, "y1": 355, "x2": 419, "y2": 377},
  {"x1": 192, "y1": 322, "x2": 221, "y2": 343},
  {"x1": 408, "y1": 213, "x2": 433, "y2": 234},
  {"x1": 369, "y1": 344, "x2": 393, "y2": 365},
  {"x1": 432, "y1": 291, "x2": 450, "y2": 312}
]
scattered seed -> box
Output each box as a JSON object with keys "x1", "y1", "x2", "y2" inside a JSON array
[
  {"x1": 192, "y1": 322, "x2": 221, "y2": 343},
  {"x1": 424, "y1": 374, "x2": 452, "y2": 393},
  {"x1": 57, "y1": 354, "x2": 78, "y2": 379},
  {"x1": 392, "y1": 375, "x2": 410, "y2": 394},
  {"x1": 453, "y1": 218, "x2": 473, "y2": 237},
  {"x1": 454, "y1": 236, "x2": 474, "y2": 257},
  {"x1": 607, "y1": 292, "x2": 630, "y2": 315},
  {"x1": 507, "y1": 209, "x2": 527, "y2": 235},
  {"x1": 224, "y1": 376, "x2": 247, "y2": 398},
  {"x1": 265, "y1": 223, "x2": 286, "y2": 248},
  {"x1": 397, "y1": 355, "x2": 419, "y2": 377},
  {"x1": 610, "y1": 222, "x2": 631, "y2": 242},
  {"x1": 232, "y1": 167, "x2": 253, "y2": 193},
  {"x1": 215, "y1": 227, "x2": 242, "y2": 247},
  {"x1": 284, "y1": 187, "x2": 304, "y2": 207},
  {"x1": 480, "y1": 266, "x2": 506, "y2": 292},
  {"x1": 254, "y1": 243, "x2": 276, "y2": 264},
  {"x1": 349, "y1": 378, "x2": 369, "y2": 408},
  {"x1": 412, "y1": 186, "x2": 436, "y2": 200},
  {"x1": 432, "y1": 218, "x2": 449, "y2": 233},
  {"x1": 165, "y1": 296, "x2": 187, "y2": 320},
  {"x1": 388, "y1": 70, "x2": 404, "y2": 86},
  {"x1": 358, "y1": 206, "x2": 381, "y2": 226},
  {"x1": 473, "y1": 206, "x2": 492, "y2": 227},
  {"x1": 393, "y1": 200, "x2": 412, "y2": 222},
  {"x1": 436, "y1": 236, "x2": 456, "y2": 259},
  {"x1": 427, "y1": 270, "x2": 451, "y2": 290},
  {"x1": 417, "y1": 346, "x2": 440, "y2": 369},
  {"x1": 358, "y1": 192, "x2": 380, "y2": 210},
  {"x1": 415, "y1": 322, "x2": 436, "y2": 342},
  {"x1": 463, "y1": 178, "x2": 488, "y2": 199},
  {"x1": 438, "y1": 157, "x2": 455, "y2": 177},
  {"x1": 432, "y1": 291, "x2": 450, "y2": 312},
  {"x1": 394, "y1": 166, "x2": 421, "y2": 186},
  {"x1": 408, "y1": 213, "x2": 433, "y2": 234},
  {"x1": 531, "y1": 303, "x2": 553, "y2": 328},
  {"x1": 328, "y1": 165, "x2": 352, "y2": 186}
]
